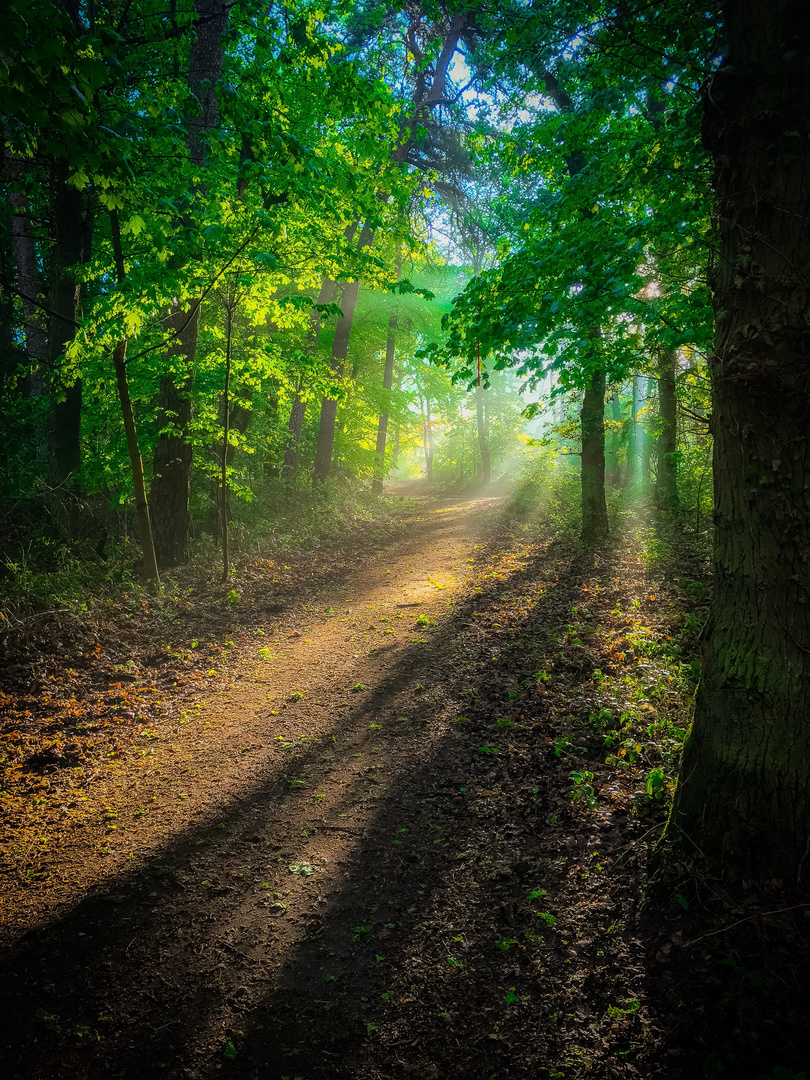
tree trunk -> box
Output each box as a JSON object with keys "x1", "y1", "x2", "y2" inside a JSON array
[
  {"x1": 282, "y1": 277, "x2": 337, "y2": 480},
  {"x1": 660, "y1": 0, "x2": 810, "y2": 887},
  {"x1": 605, "y1": 390, "x2": 623, "y2": 487},
  {"x1": 46, "y1": 166, "x2": 83, "y2": 493},
  {"x1": 313, "y1": 226, "x2": 373, "y2": 482},
  {"x1": 628, "y1": 376, "x2": 638, "y2": 483},
  {"x1": 475, "y1": 380, "x2": 491, "y2": 485},
  {"x1": 579, "y1": 366, "x2": 608, "y2": 542},
  {"x1": 150, "y1": 0, "x2": 228, "y2": 565},
  {"x1": 109, "y1": 209, "x2": 160, "y2": 588},
  {"x1": 655, "y1": 350, "x2": 678, "y2": 508},
  {"x1": 423, "y1": 396, "x2": 434, "y2": 481},
  {"x1": 151, "y1": 302, "x2": 198, "y2": 567},
  {"x1": 220, "y1": 301, "x2": 234, "y2": 581},
  {"x1": 391, "y1": 361, "x2": 402, "y2": 475},
  {"x1": 372, "y1": 310, "x2": 397, "y2": 494}
]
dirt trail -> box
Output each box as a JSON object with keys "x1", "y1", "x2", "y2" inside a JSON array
[
  {"x1": 6, "y1": 490, "x2": 574, "y2": 1078},
  {"x1": 4, "y1": 486, "x2": 807, "y2": 1080}
]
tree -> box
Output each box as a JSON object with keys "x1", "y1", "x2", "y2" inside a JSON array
[
  {"x1": 659, "y1": 0, "x2": 810, "y2": 886},
  {"x1": 150, "y1": 0, "x2": 229, "y2": 569}
]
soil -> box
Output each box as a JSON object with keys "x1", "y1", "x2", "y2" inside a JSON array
[{"x1": 1, "y1": 483, "x2": 808, "y2": 1080}]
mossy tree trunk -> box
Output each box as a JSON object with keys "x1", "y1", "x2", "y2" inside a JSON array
[{"x1": 661, "y1": 0, "x2": 810, "y2": 887}]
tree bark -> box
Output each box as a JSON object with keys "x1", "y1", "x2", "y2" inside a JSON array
[
  {"x1": 580, "y1": 366, "x2": 608, "y2": 541},
  {"x1": 655, "y1": 350, "x2": 678, "y2": 508},
  {"x1": 660, "y1": 0, "x2": 810, "y2": 887}
]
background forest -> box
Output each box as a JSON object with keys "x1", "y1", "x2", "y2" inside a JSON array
[{"x1": 0, "y1": 0, "x2": 712, "y2": 589}]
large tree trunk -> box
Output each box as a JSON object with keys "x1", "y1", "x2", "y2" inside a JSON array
[
  {"x1": 655, "y1": 350, "x2": 678, "y2": 508},
  {"x1": 46, "y1": 166, "x2": 83, "y2": 493},
  {"x1": 151, "y1": 0, "x2": 228, "y2": 565},
  {"x1": 661, "y1": 0, "x2": 810, "y2": 887},
  {"x1": 579, "y1": 366, "x2": 608, "y2": 541}
]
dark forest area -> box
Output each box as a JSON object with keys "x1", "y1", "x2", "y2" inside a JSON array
[{"x1": 1, "y1": 2, "x2": 809, "y2": 1078}]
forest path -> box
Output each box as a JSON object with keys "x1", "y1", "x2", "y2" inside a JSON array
[{"x1": 6, "y1": 487, "x2": 599, "y2": 1078}]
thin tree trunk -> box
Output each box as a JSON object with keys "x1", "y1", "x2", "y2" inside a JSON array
[
  {"x1": 46, "y1": 165, "x2": 83, "y2": 494},
  {"x1": 109, "y1": 210, "x2": 160, "y2": 588},
  {"x1": 659, "y1": 0, "x2": 810, "y2": 886},
  {"x1": 655, "y1": 350, "x2": 678, "y2": 508},
  {"x1": 391, "y1": 361, "x2": 402, "y2": 474},
  {"x1": 220, "y1": 300, "x2": 234, "y2": 581},
  {"x1": 628, "y1": 376, "x2": 639, "y2": 483},
  {"x1": 580, "y1": 366, "x2": 608, "y2": 542},
  {"x1": 282, "y1": 277, "x2": 337, "y2": 480},
  {"x1": 423, "y1": 396, "x2": 434, "y2": 481},
  {"x1": 475, "y1": 380, "x2": 491, "y2": 485},
  {"x1": 152, "y1": 303, "x2": 198, "y2": 567},
  {"x1": 313, "y1": 226, "x2": 373, "y2": 481},
  {"x1": 372, "y1": 310, "x2": 397, "y2": 494}
]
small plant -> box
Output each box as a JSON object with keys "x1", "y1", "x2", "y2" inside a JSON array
[
  {"x1": 289, "y1": 861, "x2": 317, "y2": 876},
  {"x1": 369, "y1": 723, "x2": 381, "y2": 731},
  {"x1": 258, "y1": 648, "x2": 273, "y2": 659},
  {"x1": 416, "y1": 613, "x2": 435, "y2": 627},
  {"x1": 288, "y1": 778, "x2": 307, "y2": 791},
  {"x1": 478, "y1": 746, "x2": 500, "y2": 755},
  {"x1": 352, "y1": 924, "x2": 373, "y2": 940},
  {"x1": 225, "y1": 589, "x2": 240, "y2": 605},
  {"x1": 495, "y1": 937, "x2": 519, "y2": 951},
  {"x1": 493, "y1": 717, "x2": 514, "y2": 729},
  {"x1": 570, "y1": 770, "x2": 597, "y2": 808},
  {"x1": 352, "y1": 683, "x2": 366, "y2": 691},
  {"x1": 446, "y1": 956, "x2": 464, "y2": 968},
  {"x1": 606, "y1": 999, "x2": 640, "y2": 1019},
  {"x1": 289, "y1": 690, "x2": 304, "y2": 701},
  {"x1": 536, "y1": 912, "x2": 557, "y2": 927}
]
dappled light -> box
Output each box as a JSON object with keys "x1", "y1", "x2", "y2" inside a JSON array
[{"x1": 2, "y1": 1, "x2": 809, "y2": 1078}]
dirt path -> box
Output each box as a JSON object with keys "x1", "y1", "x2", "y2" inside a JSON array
[
  {"x1": 6, "y1": 488, "x2": 804, "y2": 1080},
  {"x1": 8, "y1": 491, "x2": 599, "y2": 1078}
]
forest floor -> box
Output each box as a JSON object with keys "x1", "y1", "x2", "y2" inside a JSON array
[{"x1": 1, "y1": 480, "x2": 808, "y2": 1080}]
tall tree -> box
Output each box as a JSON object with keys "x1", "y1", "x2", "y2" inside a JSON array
[
  {"x1": 660, "y1": 0, "x2": 810, "y2": 886},
  {"x1": 311, "y1": 9, "x2": 471, "y2": 481},
  {"x1": 150, "y1": 0, "x2": 229, "y2": 568}
]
